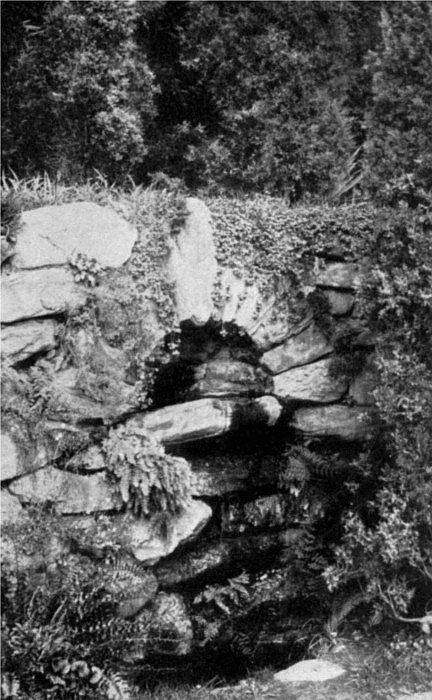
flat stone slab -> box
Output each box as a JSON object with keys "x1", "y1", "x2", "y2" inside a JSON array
[
  {"x1": 15, "y1": 202, "x2": 137, "y2": 269},
  {"x1": 129, "y1": 396, "x2": 281, "y2": 446},
  {"x1": 1, "y1": 318, "x2": 58, "y2": 365},
  {"x1": 273, "y1": 357, "x2": 347, "y2": 403},
  {"x1": 262, "y1": 322, "x2": 332, "y2": 374},
  {"x1": 291, "y1": 405, "x2": 379, "y2": 441},
  {"x1": 274, "y1": 659, "x2": 346, "y2": 683},
  {"x1": 1, "y1": 267, "x2": 87, "y2": 323},
  {"x1": 398, "y1": 694, "x2": 432, "y2": 700}
]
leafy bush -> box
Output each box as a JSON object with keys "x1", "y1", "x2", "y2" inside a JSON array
[
  {"x1": 1, "y1": 510, "x2": 142, "y2": 699},
  {"x1": 2, "y1": 1, "x2": 157, "y2": 183},
  {"x1": 324, "y1": 200, "x2": 432, "y2": 629}
]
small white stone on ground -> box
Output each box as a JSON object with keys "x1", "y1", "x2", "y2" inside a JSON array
[
  {"x1": 398, "y1": 693, "x2": 432, "y2": 700},
  {"x1": 274, "y1": 659, "x2": 346, "y2": 683}
]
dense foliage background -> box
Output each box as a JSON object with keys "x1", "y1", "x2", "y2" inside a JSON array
[{"x1": 2, "y1": 0, "x2": 432, "y2": 201}]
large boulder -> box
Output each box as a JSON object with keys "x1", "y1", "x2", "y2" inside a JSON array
[
  {"x1": 1, "y1": 319, "x2": 58, "y2": 365},
  {"x1": 166, "y1": 197, "x2": 217, "y2": 326},
  {"x1": 273, "y1": 357, "x2": 347, "y2": 403},
  {"x1": 9, "y1": 466, "x2": 120, "y2": 514},
  {"x1": 14, "y1": 202, "x2": 137, "y2": 269},
  {"x1": 1, "y1": 267, "x2": 87, "y2": 323},
  {"x1": 291, "y1": 405, "x2": 379, "y2": 441},
  {"x1": 262, "y1": 321, "x2": 332, "y2": 374}
]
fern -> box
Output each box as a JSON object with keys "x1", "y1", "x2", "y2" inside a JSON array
[{"x1": 103, "y1": 424, "x2": 193, "y2": 516}]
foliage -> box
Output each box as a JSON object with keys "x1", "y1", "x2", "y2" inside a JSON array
[
  {"x1": 324, "y1": 200, "x2": 432, "y2": 627},
  {"x1": 1, "y1": 510, "x2": 141, "y2": 700},
  {"x1": 2, "y1": 0, "x2": 157, "y2": 182},
  {"x1": 144, "y1": 1, "x2": 380, "y2": 198},
  {"x1": 69, "y1": 253, "x2": 105, "y2": 288},
  {"x1": 102, "y1": 424, "x2": 193, "y2": 517},
  {"x1": 362, "y1": 3, "x2": 432, "y2": 204}
]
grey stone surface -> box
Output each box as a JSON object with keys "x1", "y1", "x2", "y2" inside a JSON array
[
  {"x1": 262, "y1": 322, "x2": 332, "y2": 374},
  {"x1": 1, "y1": 318, "x2": 58, "y2": 365},
  {"x1": 1, "y1": 267, "x2": 87, "y2": 323},
  {"x1": 292, "y1": 405, "x2": 379, "y2": 441},
  {"x1": 15, "y1": 202, "x2": 137, "y2": 269},
  {"x1": 273, "y1": 357, "x2": 347, "y2": 403}
]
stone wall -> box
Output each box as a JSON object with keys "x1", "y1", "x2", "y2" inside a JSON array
[{"x1": 1, "y1": 196, "x2": 378, "y2": 664}]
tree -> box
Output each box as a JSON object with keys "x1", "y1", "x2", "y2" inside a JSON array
[
  {"x1": 363, "y1": 2, "x2": 432, "y2": 203},
  {"x1": 2, "y1": 0, "x2": 157, "y2": 182}
]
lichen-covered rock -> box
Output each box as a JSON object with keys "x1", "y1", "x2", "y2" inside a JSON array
[
  {"x1": 1, "y1": 319, "x2": 58, "y2": 365},
  {"x1": 166, "y1": 197, "x2": 217, "y2": 326},
  {"x1": 15, "y1": 202, "x2": 137, "y2": 269},
  {"x1": 273, "y1": 357, "x2": 347, "y2": 403},
  {"x1": 262, "y1": 322, "x2": 332, "y2": 374},
  {"x1": 316, "y1": 262, "x2": 361, "y2": 289},
  {"x1": 1, "y1": 267, "x2": 87, "y2": 323},
  {"x1": 9, "y1": 466, "x2": 119, "y2": 514},
  {"x1": 291, "y1": 405, "x2": 379, "y2": 440}
]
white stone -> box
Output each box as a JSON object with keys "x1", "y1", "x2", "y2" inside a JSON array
[
  {"x1": 1, "y1": 318, "x2": 58, "y2": 365},
  {"x1": 9, "y1": 466, "x2": 119, "y2": 514},
  {"x1": 15, "y1": 202, "x2": 137, "y2": 269},
  {"x1": 262, "y1": 322, "x2": 332, "y2": 374},
  {"x1": 253, "y1": 396, "x2": 283, "y2": 426},
  {"x1": 166, "y1": 197, "x2": 217, "y2": 326},
  {"x1": 1, "y1": 267, "x2": 86, "y2": 323},
  {"x1": 274, "y1": 659, "x2": 346, "y2": 683},
  {"x1": 273, "y1": 357, "x2": 347, "y2": 403},
  {"x1": 398, "y1": 694, "x2": 432, "y2": 700}
]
